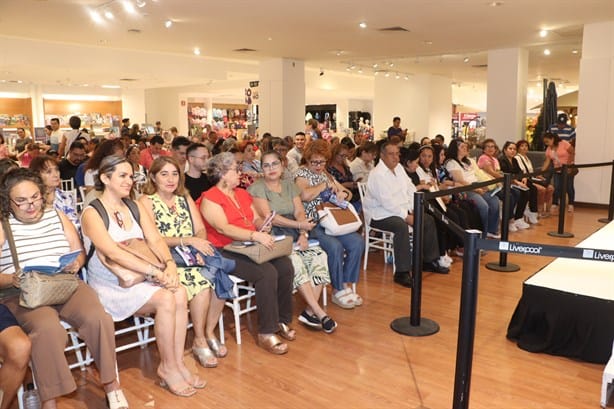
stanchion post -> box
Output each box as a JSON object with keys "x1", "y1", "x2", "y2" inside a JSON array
[
  {"x1": 452, "y1": 230, "x2": 481, "y2": 409},
  {"x1": 486, "y1": 173, "x2": 520, "y2": 272},
  {"x1": 598, "y1": 160, "x2": 614, "y2": 223},
  {"x1": 390, "y1": 191, "x2": 439, "y2": 337},
  {"x1": 548, "y1": 165, "x2": 574, "y2": 238}
]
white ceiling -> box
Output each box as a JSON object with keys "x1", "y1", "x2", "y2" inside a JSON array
[{"x1": 1, "y1": 0, "x2": 613, "y2": 95}]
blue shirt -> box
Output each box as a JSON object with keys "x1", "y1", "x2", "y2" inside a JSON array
[{"x1": 548, "y1": 124, "x2": 576, "y2": 142}]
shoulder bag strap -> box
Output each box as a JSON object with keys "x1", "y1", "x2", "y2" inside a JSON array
[{"x1": 2, "y1": 218, "x2": 21, "y2": 272}]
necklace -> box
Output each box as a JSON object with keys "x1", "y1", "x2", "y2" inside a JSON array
[{"x1": 223, "y1": 190, "x2": 250, "y2": 226}]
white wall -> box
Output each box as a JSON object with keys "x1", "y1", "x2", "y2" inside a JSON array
[{"x1": 122, "y1": 89, "x2": 146, "y2": 125}]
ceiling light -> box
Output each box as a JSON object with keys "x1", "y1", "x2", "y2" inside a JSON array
[
  {"x1": 463, "y1": 57, "x2": 470, "y2": 63},
  {"x1": 336, "y1": 51, "x2": 343, "y2": 56},
  {"x1": 136, "y1": 0, "x2": 147, "y2": 7},
  {"x1": 543, "y1": 49, "x2": 551, "y2": 56},
  {"x1": 104, "y1": 10, "x2": 114, "y2": 19},
  {"x1": 164, "y1": 19, "x2": 173, "y2": 28},
  {"x1": 359, "y1": 21, "x2": 367, "y2": 29},
  {"x1": 374, "y1": 71, "x2": 379, "y2": 76},
  {"x1": 404, "y1": 75, "x2": 409, "y2": 80},
  {"x1": 489, "y1": 1, "x2": 504, "y2": 6},
  {"x1": 572, "y1": 49, "x2": 579, "y2": 54},
  {"x1": 372, "y1": 63, "x2": 378, "y2": 68},
  {"x1": 101, "y1": 84, "x2": 120, "y2": 89},
  {"x1": 346, "y1": 66, "x2": 351, "y2": 71},
  {"x1": 395, "y1": 73, "x2": 400, "y2": 79},
  {"x1": 193, "y1": 47, "x2": 201, "y2": 56},
  {"x1": 357, "y1": 68, "x2": 363, "y2": 74},
  {"x1": 122, "y1": 1, "x2": 136, "y2": 14},
  {"x1": 539, "y1": 29, "x2": 548, "y2": 38},
  {"x1": 389, "y1": 62, "x2": 394, "y2": 67},
  {"x1": 350, "y1": 64, "x2": 356, "y2": 70},
  {"x1": 384, "y1": 72, "x2": 390, "y2": 78},
  {"x1": 423, "y1": 40, "x2": 433, "y2": 45},
  {"x1": 89, "y1": 9, "x2": 104, "y2": 24}
]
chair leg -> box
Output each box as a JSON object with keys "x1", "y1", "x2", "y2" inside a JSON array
[
  {"x1": 322, "y1": 285, "x2": 327, "y2": 307},
  {"x1": 218, "y1": 315, "x2": 225, "y2": 344},
  {"x1": 233, "y1": 299, "x2": 242, "y2": 345}
]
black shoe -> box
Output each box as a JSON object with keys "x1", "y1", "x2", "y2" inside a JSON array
[
  {"x1": 298, "y1": 310, "x2": 322, "y2": 329},
  {"x1": 321, "y1": 316, "x2": 337, "y2": 334},
  {"x1": 423, "y1": 262, "x2": 449, "y2": 274},
  {"x1": 393, "y1": 272, "x2": 413, "y2": 288}
]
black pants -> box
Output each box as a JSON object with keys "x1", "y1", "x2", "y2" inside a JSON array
[
  {"x1": 221, "y1": 251, "x2": 294, "y2": 334},
  {"x1": 371, "y1": 213, "x2": 440, "y2": 272}
]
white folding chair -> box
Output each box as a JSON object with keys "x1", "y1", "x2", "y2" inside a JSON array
[
  {"x1": 357, "y1": 182, "x2": 396, "y2": 272},
  {"x1": 60, "y1": 179, "x2": 74, "y2": 192},
  {"x1": 218, "y1": 275, "x2": 256, "y2": 345}
]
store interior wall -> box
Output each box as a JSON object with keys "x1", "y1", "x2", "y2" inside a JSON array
[{"x1": 122, "y1": 89, "x2": 146, "y2": 125}]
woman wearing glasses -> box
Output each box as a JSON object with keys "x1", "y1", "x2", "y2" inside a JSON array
[
  {"x1": 327, "y1": 143, "x2": 361, "y2": 213},
  {"x1": 295, "y1": 140, "x2": 364, "y2": 310},
  {"x1": 199, "y1": 152, "x2": 295, "y2": 355},
  {"x1": 82, "y1": 155, "x2": 202, "y2": 398},
  {"x1": 248, "y1": 151, "x2": 337, "y2": 333},
  {"x1": 139, "y1": 156, "x2": 228, "y2": 367},
  {"x1": 0, "y1": 167, "x2": 129, "y2": 409}
]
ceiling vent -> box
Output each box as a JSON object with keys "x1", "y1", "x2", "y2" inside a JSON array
[
  {"x1": 472, "y1": 64, "x2": 488, "y2": 69},
  {"x1": 119, "y1": 78, "x2": 138, "y2": 81},
  {"x1": 127, "y1": 29, "x2": 141, "y2": 34},
  {"x1": 233, "y1": 48, "x2": 257, "y2": 52},
  {"x1": 378, "y1": 26, "x2": 410, "y2": 32}
]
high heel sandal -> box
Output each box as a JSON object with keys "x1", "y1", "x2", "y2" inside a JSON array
[
  {"x1": 257, "y1": 334, "x2": 288, "y2": 355},
  {"x1": 158, "y1": 378, "x2": 197, "y2": 397},
  {"x1": 206, "y1": 336, "x2": 228, "y2": 358},
  {"x1": 186, "y1": 373, "x2": 207, "y2": 389},
  {"x1": 277, "y1": 323, "x2": 296, "y2": 341},
  {"x1": 193, "y1": 346, "x2": 218, "y2": 368},
  {"x1": 106, "y1": 389, "x2": 129, "y2": 409}
]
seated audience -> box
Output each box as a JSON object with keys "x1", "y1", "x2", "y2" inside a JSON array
[
  {"x1": 200, "y1": 152, "x2": 295, "y2": 355},
  {"x1": 82, "y1": 155, "x2": 202, "y2": 398},
  {"x1": 126, "y1": 144, "x2": 147, "y2": 196},
  {"x1": 295, "y1": 140, "x2": 364, "y2": 309},
  {"x1": 248, "y1": 151, "x2": 336, "y2": 333},
  {"x1": 0, "y1": 168, "x2": 128, "y2": 409},
  {"x1": 349, "y1": 142, "x2": 377, "y2": 183},
  {"x1": 140, "y1": 135, "x2": 171, "y2": 170},
  {"x1": 515, "y1": 139, "x2": 553, "y2": 217},
  {"x1": 184, "y1": 143, "x2": 212, "y2": 201},
  {"x1": 327, "y1": 142, "x2": 361, "y2": 212},
  {"x1": 499, "y1": 141, "x2": 537, "y2": 224},
  {"x1": 0, "y1": 305, "x2": 30, "y2": 409},
  {"x1": 139, "y1": 156, "x2": 228, "y2": 366}
]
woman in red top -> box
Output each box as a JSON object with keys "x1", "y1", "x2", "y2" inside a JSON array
[
  {"x1": 199, "y1": 152, "x2": 295, "y2": 355},
  {"x1": 541, "y1": 132, "x2": 576, "y2": 212}
]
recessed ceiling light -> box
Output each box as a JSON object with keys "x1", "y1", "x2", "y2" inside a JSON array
[
  {"x1": 543, "y1": 49, "x2": 551, "y2": 56},
  {"x1": 359, "y1": 21, "x2": 367, "y2": 29},
  {"x1": 122, "y1": 1, "x2": 136, "y2": 14},
  {"x1": 267, "y1": 37, "x2": 273, "y2": 41},
  {"x1": 395, "y1": 73, "x2": 400, "y2": 79},
  {"x1": 489, "y1": 1, "x2": 504, "y2": 6},
  {"x1": 374, "y1": 71, "x2": 379, "y2": 76},
  {"x1": 89, "y1": 10, "x2": 104, "y2": 24},
  {"x1": 539, "y1": 29, "x2": 548, "y2": 38},
  {"x1": 193, "y1": 47, "x2": 201, "y2": 56},
  {"x1": 357, "y1": 68, "x2": 363, "y2": 74},
  {"x1": 104, "y1": 10, "x2": 114, "y2": 20},
  {"x1": 164, "y1": 19, "x2": 173, "y2": 28},
  {"x1": 350, "y1": 64, "x2": 356, "y2": 70},
  {"x1": 136, "y1": 0, "x2": 147, "y2": 7},
  {"x1": 389, "y1": 62, "x2": 394, "y2": 67},
  {"x1": 404, "y1": 75, "x2": 409, "y2": 80},
  {"x1": 101, "y1": 84, "x2": 120, "y2": 89},
  {"x1": 384, "y1": 72, "x2": 390, "y2": 77},
  {"x1": 336, "y1": 51, "x2": 343, "y2": 56},
  {"x1": 423, "y1": 40, "x2": 433, "y2": 45},
  {"x1": 572, "y1": 49, "x2": 579, "y2": 54},
  {"x1": 372, "y1": 63, "x2": 378, "y2": 68},
  {"x1": 463, "y1": 57, "x2": 470, "y2": 63}
]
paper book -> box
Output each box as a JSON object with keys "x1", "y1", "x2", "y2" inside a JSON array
[
  {"x1": 511, "y1": 184, "x2": 529, "y2": 191},
  {"x1": 22, "y1": 249, "x2": 82, "y2": 274}
]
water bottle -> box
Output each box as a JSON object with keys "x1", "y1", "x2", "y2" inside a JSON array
[{"x1": 23, "y1": 383, "x2": 41, "y2": 409}]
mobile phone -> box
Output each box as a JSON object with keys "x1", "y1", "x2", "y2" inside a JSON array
[{"x1": 259, "y1": 210, "x2": 276, "y2": 232}]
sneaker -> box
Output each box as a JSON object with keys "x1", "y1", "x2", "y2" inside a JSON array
[
  {"x1": 508, "y1": 221, "x2": 518, "y2": 232},
  {"x1": 514, "y1": 219, "x2": 530, "y2": 229},
  {"x1": 525, "y1": 210, "x2": 539, "y2": 224},
  {"x1": 443, "y1": 254, "x2": 454, "y2": 265},
  {"x1": 568, "y1": 205, "x2": 574, "y2": 212},
  {"x1": 438, "y1": 255, "x2": 451, "y2": 268},
  {"x1": 321, "y1": 316, "x2": 337, "y2": 334},
  {"x1": 298, "y1": 310, "x2": 322, "y2": 329},
  {"x1": 486, "y1": 232, "x2": 501, "y2": 239}
]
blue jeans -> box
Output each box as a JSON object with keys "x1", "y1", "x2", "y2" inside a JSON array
[
  {"x1": 552, "y1": 173, "x2": 575, "y2": 205},
  {"x1": 310, "y1": 225, "x2": 364, "y2": 291},
  {"x1": 466, "y1": 190, "x2": 500, "y2": 237}
]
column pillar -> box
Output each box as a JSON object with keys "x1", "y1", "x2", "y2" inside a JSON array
[
  {"x1": 486, "y1": 48, "x2": 528, "y2": 145},
  {"x1": 575, "y1": 21, "x2": 614, "y2": 204},
  {"x1": 258, "y1": 58, "x2": 305, "y2": 137}
]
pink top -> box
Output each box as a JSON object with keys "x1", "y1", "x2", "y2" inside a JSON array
[
  {"x1": 477, "y1": 154, "x2": 500, "y2": 172},
  {"x1": 546, "y1": 140, "x2": 573, "y2": 167}
]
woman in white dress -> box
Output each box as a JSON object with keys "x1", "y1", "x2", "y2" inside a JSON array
[{"x1": 82, "y1": 154, "x2": 203, "y2": 398}]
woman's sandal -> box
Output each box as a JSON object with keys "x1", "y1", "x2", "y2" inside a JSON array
[
  {"x1": 257, "y1": 334, "x2": 288, "y2": 355},
  {"x1": 193, "y1": 346, "x2": 218, "y2": 368},
  {"x1": 186, "y1": 373, "x2": 207, "y2": 389},
  {"x1": 158, "y1": 378, "x2": 197, "y2": 397},
  {"x1": 206, "y1": 337, "x2": 228, "y2": 358},
  {"x1": 352, "y1": 292, "x2": 363, "y2": 307},
  {"x1": 277, "y1": 323, "x2": 296, "y2": 341},
  {"x1": 332, "y1": 288, "x2": 355, "y2": 309},
  {"x1": 106, "y1": 389, "x2": 129, "y2": 409}
]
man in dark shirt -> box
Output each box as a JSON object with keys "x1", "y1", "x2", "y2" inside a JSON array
[
  {"x1": 58, "y1": 141, "x2": 87, "y2": 186},
  {"x1": 184, "y1": 143, "x2": 211, "y2": 201},
  {"x1": 387, "y1": 116, "x2": 408, "y2": 141}
]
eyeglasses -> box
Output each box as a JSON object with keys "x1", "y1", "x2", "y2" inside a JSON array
[
  {"x1": 310, "y1": 160, "x2": 326, "y2": 166},
  {"x1": 11, "y1": 194, "x2": 43, "y2": 210},
  {"x1": 262, "y1": 161, "x2": 281, "y2": 170}
]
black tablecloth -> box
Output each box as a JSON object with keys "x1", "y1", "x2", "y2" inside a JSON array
[{"x1": 507, "y1": 283, "x2": 614, "y2": 364}]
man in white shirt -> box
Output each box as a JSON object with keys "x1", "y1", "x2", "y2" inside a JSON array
[
  {"x1": 287, "y1": 132, "x2": 306, "y2": 166},
  {"x1": 364, "y1": 141, "x2": 448, "y2": 287},
  {"x1": 49, "y1": 118, "x2": 63, "y2": 152}
]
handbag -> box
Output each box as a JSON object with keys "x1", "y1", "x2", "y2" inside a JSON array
[
  {"x1": 2, "y1": 219, "x2": 78, "y2": 309},
  {"x1": 224, "y1": 235, "x2": 293, "y2": 264},
  {"x1": 114, "y1": 238, "x2": 165, "y2": 288},
  {"x1": 316, "y1": 202, "x2": 362, "y2": 236}
]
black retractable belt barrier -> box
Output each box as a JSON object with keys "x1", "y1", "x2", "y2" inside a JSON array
[
  {"x1": 486, "y1": 173, "x2": 520, "y2": 272},
  {"x1": 598, "y1": 160, "x2": 614, "y2": 224},
  {"x1": 548, "y1": 164, "x2": 574, "y2": 238},
  {"x1": 390, "y1": 192, "x2": 440, "y2": 336}
]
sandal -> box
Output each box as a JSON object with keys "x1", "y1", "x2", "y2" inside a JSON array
[
  {"x1": 206, "y1": 337, "x2": 228, "y2": 358},
  {"x1": 186, "y1": 373, "x2": 207, "y2": 389},
  {"x1": 332, "y1": 288, "x2": 355, "y2": 309},
  {"x1": 277, "y1": 323, "x2": 296, "y2": 341},
  {"x1": 106, "y1": 389, "x2": 129, "y2": 409},
  {"x1": 193, "y1": 346, "x2": 218, "y2": 368},
  {"x1": 351, "y1": 292, "x2": 363, "y2": 307},
  {"x1": 257, "y1": 334, "x2": 288, "y2": 355},
  {"x1": 321, "y1": 316, "x2": 337, "y2": 334},
  {"x1": 158, "y1": 372, "x2": 197, "y2": 398}
]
